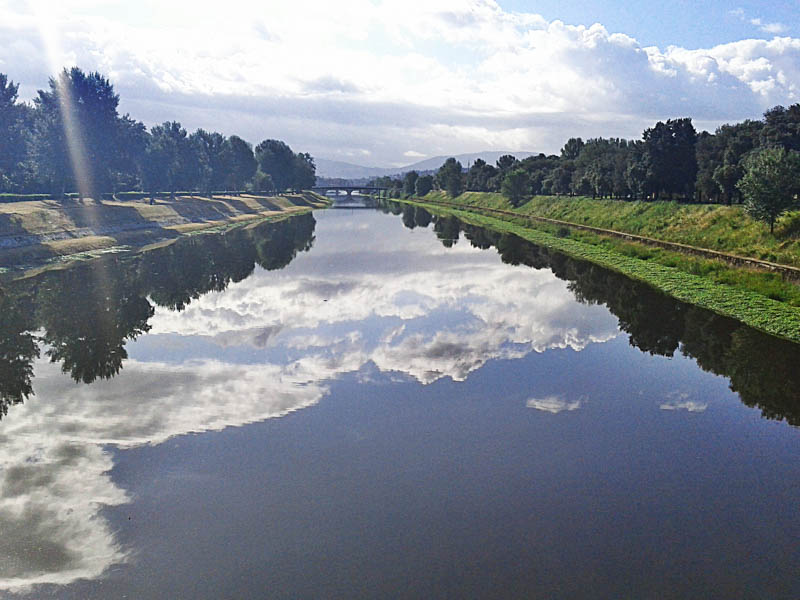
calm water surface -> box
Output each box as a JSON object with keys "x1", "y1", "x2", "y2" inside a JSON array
[{"x1": 0, "y1": 206, "x2": 798, "y2": 599}]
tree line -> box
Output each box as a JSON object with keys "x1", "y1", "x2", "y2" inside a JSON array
[
  {"x1": 373, "y1": 107, "x2": 800, "y2": 233},
  {"x1": 0, "y1": 68, "x2": 316, "y2": 199}
]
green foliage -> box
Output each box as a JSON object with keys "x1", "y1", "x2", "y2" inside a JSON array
[
  {"x1": 254, "y1": 139, "x2": 295, "y2": 192},
  {"x1": 501, "y1": 168, "x2": 529, "y2": 207},
  {"x1": 415, "y1": 174, "x2": 433, "y2": 196},
  {"x1": 254, "y1": 139, "x2": 315, "y2": 192},
  {"x1": 560, "y1": 137, "x2": 584, "y2": 160},
  {"x1": 436, "y1": 157, "x2": 464, "y2": 197},
  {"x1": 642, "y1": 117, "x2": 697, "y2": 199},
  {"x1": 225, "y1": 135, "x2": 257, "y2": 190},
  {"x1": 465, "y1": 158, "x2": 499, "y2": 192},
  {"x1": 403, "y1": 170, "x2": 419, "y2": 196},
  {"x1": 737, "y1": 147, "x2": 800, "y2": 233}
]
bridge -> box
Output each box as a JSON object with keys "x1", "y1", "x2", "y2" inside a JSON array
[{"x1": 312, "y1": 186, "x2": 388, "y2": 197}]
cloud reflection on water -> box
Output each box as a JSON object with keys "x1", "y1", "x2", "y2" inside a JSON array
[{"x1": 0, "y1": 214, "x2": 621, "y2": 593}]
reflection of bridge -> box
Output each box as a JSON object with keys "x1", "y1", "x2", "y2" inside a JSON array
[{"x1": 312, "y1": 186, "x2": 388, "y2": 197}]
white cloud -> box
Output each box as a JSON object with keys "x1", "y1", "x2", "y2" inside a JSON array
[
  {"x1": 0, "y1": 213, "x2": 626, "y2": 592},
  {"x1": 659, "y1": 391, "x2": 708, "y2": 413},
  {"x1": 730, "y1": 8, "x2": 788, "y2": 36},
  {"x1": 660, "y1": 401, "x2": 708, "y2": 413},
  {"x1": 526, "y1": 395, "x2": 583, "y2": 413},
  {"x1": 3, "y1": 1, "x2": 800, "y2": 163},
  {"x1": 0, "y1": 356, "x2": 327, "y2": 592}
]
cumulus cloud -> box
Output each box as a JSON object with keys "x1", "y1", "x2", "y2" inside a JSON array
[{"x1": 2, "y1": 1, "x2": 799, "y2": 163}]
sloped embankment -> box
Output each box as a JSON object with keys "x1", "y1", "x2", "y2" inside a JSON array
[{"x1": 0, "y1": 192, "x2": 328, "y2": 269}]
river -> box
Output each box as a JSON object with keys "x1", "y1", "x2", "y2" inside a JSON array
[{"x1": 0, "y1": 204, "x2": 798, "y2": 598}]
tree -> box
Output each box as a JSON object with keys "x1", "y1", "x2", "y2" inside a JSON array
[
  {"x1": 642, "y1": 117, "x2": 697, "y2": 199},
  {"x1": 111, "y1": 114, "x2": 148, "y2": 192},
  {"x1": 466, "y1": 159, "x2": 497, "y2": 192},
  {"x1": 436, "y1": 158, "x2": 464, "y2": 197},
  {"x1": 737, "y1": 147, "x2": 800, "y2": 233},
  {"x1": 292, "y1": 152, "x2": 316, "y2": 190},
  {"x1": 560, "y1": 137, "x2": 584, "y2": 160},
  {"x1": 501, "y1": 168, "x2": 529, "y2": 207},
  {"x1": 190, "y1": 129, "x2": 228, "y2": 194},
  {"x1": 33, "y1": 68, "x2": 122, "y2": 198},
  {"x1": 252, "y1": 170, "x2": 274, "y2": 193},
  {"x1": 403, "y1": 170, "x2": 419, "y2": 196},
  {"x1": 225, "y1": 135, "x2": 257, "y2": 191},
  {"x1": 255, "y1": 139, "x2": 295, "y2": 192},
  {"x1": 760, "y1": 104, "x2": 800, "y2": 152},
  {"x1": 142, "y1": 121, "x2": 198, "y2": 199},
  {"x1": 712, "y1": 164, "x2": 742, "y2": 205},
  {"x1": 415, "y1": 174, "x2": 433, "y2": 196},
  {"x1": 0, "y1": 74, "x2": 27, "y2": 191},
  {"x1": 496, "y1": 154, "x2": 518, "y2": 174}
]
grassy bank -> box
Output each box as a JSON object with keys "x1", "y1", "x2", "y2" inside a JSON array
[
  {"x1": 402, "y1": 198, "x2": 800, "y2": 343},
  {"x1": 421, "y1": 191, "x2": 800, "y2": 267},
  {"x1": 0, "y1": 192, "x2": 328, "y2": 271}
]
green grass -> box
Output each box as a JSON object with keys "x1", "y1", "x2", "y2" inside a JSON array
[
  {"x1": 419, "y1": 191, "x2": 800, "y2": 267},
  {"x1": 404, "y1": 198, "x2": 800, "y2": 343}
]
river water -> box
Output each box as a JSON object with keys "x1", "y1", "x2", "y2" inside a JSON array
[{"x1": 0, "y1": 204, "x2": 798, "y2": 598}]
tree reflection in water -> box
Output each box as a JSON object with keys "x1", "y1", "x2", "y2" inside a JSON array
[
  {"x1": 1, "y1": 203, "x2": 799, "y2": 427},
  {"x1": 385, "y1": 200, "x2": 800, "y2": 426},
  {"x1": 0, "y1": 213, "x2": 317, "y2": 415}
]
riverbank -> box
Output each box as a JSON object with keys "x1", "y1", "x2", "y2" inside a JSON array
[
  {"x1": 0, "y1": 192, "x2": 328, "y2": 273},
  {"x1": 420, "y1": 191, "x2": 800, "y2": 268},
  {"x1": 398, "y1": 197, "x2": 800, "y2": 343}
]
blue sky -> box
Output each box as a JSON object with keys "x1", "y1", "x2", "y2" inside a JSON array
[
  {"x1": 1, "y1": 0, "x2": 800, "y2": 166},
  {"x1": 503, "y1": 0, "x2": 798, "y2": 47}
]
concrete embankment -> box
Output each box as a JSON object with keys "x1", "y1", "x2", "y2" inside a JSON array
[{"x1": 0, "y1": 192, "x2": 328, "y2": 271}]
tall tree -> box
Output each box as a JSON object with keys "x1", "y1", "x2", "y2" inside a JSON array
[
  {"x1": 142, "y1": 121, "x2": 198, "y2": 199},
  {"x1": 255, "y1": 139, "x2": 295, "y2": 192},
  {"x1": 436, "y1": 158, "x2": 464, "y2": 197},
  {"x1": 496, "y1": 154, "x2": 518, "y2": 174},
  {"x1": 501, "y1": 168, "x2": 529, "y2": 207},
  {"x1": 0, "y1": 74, "x2": 27, "y2": 191},
  {"x1": 415, "y1": 174, "x2": 434, "y2": 196},
  {"x1": 760, "y1": 104, "x2": 800, "y2": 151},
  {"x1": 190, "y1": 129, "x2": 229, "y2": 194},
  {"x1": 642, "y1": 118, "x2": 697, "y2": 199},
  {"x1": 560, "y1": 137, "x2": 584, "y2": 160},
  {"x1": 403, "y1": 170, "x2": 419, "y2": 196},
  {"x1": 33, "y1": 68, "x2": 122, "y2": 198},
  {"x1": 737, "y1": 147, "x2": 800, "y2": 233},
  {"x1": 112, "y1": 114, "x2": 148, "y2": 192},
  {"x1": 292, "y1": 152, "x2": 316, "y2": 190},
  {"x1": 466, "y1": 159, "x2": 497, "y2": 192},
  {"x1": 224, "y1": 135, "x2": 257, "y2": 191}
]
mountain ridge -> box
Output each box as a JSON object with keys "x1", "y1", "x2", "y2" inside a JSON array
[{"x1": 315, "y1": 150, "x2": 540, "y2": 179}]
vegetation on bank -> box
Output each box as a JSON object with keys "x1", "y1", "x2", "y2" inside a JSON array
[
  {"x1": 371, "y1": 105, "x2": 800, "y2": 236},
  {"x1": 399, "y1": 198, "x2": 800, "y2": 343},
  {"x1": 418, "y1": 191, "x2": 800, "y2": 267}
]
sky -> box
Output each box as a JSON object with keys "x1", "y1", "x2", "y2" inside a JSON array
[{"x1": 1, "y1": 0, "x2": 800, "y2": 167}]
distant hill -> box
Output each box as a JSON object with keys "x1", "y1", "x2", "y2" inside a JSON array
[{"x1": 315, "y1": 151, "x2": 539, "y2": 180}]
